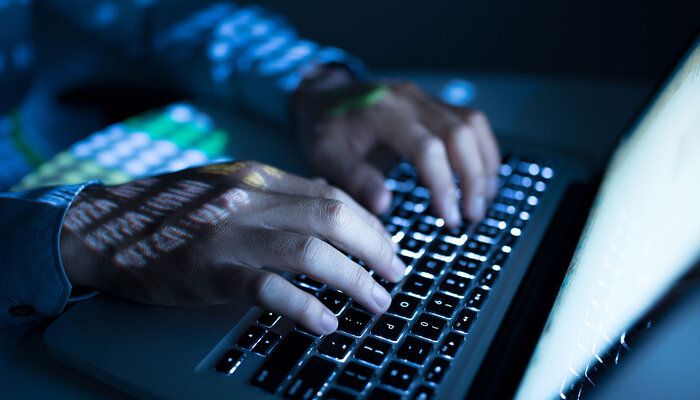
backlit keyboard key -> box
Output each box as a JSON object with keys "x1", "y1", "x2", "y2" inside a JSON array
[
  {"x1": 466, "y1": 287, "x2": 488, "y2": 310},
  {"x1": 251, "y1": 331, "x2": 281, "y2": 355},
  {"x1": 214, "y1": 348, "x2": 244, "y2": 375},
  {"x1": 401, "y1": 237, "x2": 425, "y2": 253},
  {"x1": 319, "y1": 289, "x2": 349, "y2": 315},
  {"x1": 294, "y1": 274, "x2": 325, "y2": 290},
  {"x1": 403, "y1": 274, "x2": 433, "y2": 297},
  {"x1": 451, "y1": 256, "x2": 480, "y2": 276},
  {"x1": 428, "y1": 240, "x2": 457, "y2": 257},
  {"x1": 381, "y1": 361, "x2": 418, "y2": 391},
  {"x1": 396, "y1": 336, "x2": 433, "y2": 365},
  {"x1": 478, "y1": 268, "x2": 499, "y2": 288},
  {"x1": 257, "y1": 311, "x2": 281, "y2": 328},
  {"x1": 387, "y1": 292, "x2": 421, "y2": 319},
  {"x1": 410, "y1": 220, "x2": 437, "y2": 236},
  {"x1": 412, "y1": 385, "x2": 435, "y2": 400},
  {"x1": 411, "y1": 313, "x2": 446, "y2": 341},
  {"x1": 355, "y1": 336, "x2": 392, "y2": 366},
  {"x1": 336, "y1": 361, "x2": 374, "y2": 393},
  {"x1": 453, "y1": 309, "x2": 477, "y2": 334},
  {"x1": 425, "y1": 357, "x2": 450, "y2": 384},
  {"x1": 439, "y1": 332, "x2": 464, "y2": 358},
  {"x1": 413, "y1": 257, "x2": 446, "y2": 276},
  {"x1": 318, "y1": 333, "x2": 355, "y2": 360},
  {"x1": 375, "y1": 276, "x2": 399, "y2": 293},
  {"x1": 439, "y1": 273, "x2": 471, "y2": 297},
  {"x1": 237, "y1": 325, "x2": 266, "y2": 350},
  {"x1": 372, "y1": 315, "x2": 407, "y2": 342},
  {"x1": 465, "y1": 239, "x2": 491, "y2": 256},
  {"x1": 337, "y1": 308, "x2": 372, "y2": 336},
  {"x1": 426, "y1": 292, "x2": 460, "y2": 319}
]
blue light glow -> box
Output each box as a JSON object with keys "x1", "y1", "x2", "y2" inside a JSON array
[
  {"x1": 12, "y1": 42, "x2": 33, "y2": 69},
  {"x1": 92, "y1": 2, "x2": 118, "y2": 27},
  {"x1": 441, "y1": 79, "x2": 477, "y2": 106}
]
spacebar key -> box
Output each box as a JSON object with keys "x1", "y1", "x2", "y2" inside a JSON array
[{"x1": 252, "y1": 331, "x2": 315, "y2": 393}]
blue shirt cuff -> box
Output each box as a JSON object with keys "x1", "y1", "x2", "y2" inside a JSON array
[{"x1": 0, "y1": 181, "x2": 99, "y2": 330}]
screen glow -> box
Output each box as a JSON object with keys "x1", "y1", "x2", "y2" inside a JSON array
[{"x1": 516, "y1": 38, "x2": 700, "y2": 399}]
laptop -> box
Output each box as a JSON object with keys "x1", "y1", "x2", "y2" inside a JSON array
[{"x1": 42, "y1": 33, "x2": 700, "y2": 400}]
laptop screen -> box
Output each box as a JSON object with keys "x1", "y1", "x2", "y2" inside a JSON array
[{"x1": 516, "y1": 36, "x2": 700, "y2": 399}]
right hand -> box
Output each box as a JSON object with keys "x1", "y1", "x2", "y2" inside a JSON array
[{"x1": 60, "y1": 160, "x2": 406, "y2": 335}]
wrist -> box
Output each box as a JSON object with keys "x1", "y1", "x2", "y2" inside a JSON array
[
  {"x1": 291, "y1": 63, "x2": 356, "y2": 127},
  {"x1": 296, "y1": 62, "x2": 356, "y2": 94}
]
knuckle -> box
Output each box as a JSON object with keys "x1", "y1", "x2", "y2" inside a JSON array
[
  {"x1": 415, "y1": 136, "x2": 445, "y2": 161},
  {"x1": 377, "y1": 238, "x2": 395, "y2": 266},
  {"x1": 466, "y1": 109, "x2": 487, "y2": 125},
  {"x1": 348, "y1": 265, "x2": 370, "y2": 293},
  {"x1": 318, "y1": 198, "x2": 351, "y2": 229},
  {"x1": 295, "y1": 235, "x2": 323, "y2": 267}
]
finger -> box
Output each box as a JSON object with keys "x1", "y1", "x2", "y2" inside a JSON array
[
  {"x1": 314, "y1": 131, "x2": 392, "y2": 215},
  {"x1": 246, "y1": 161, "x2": 390, "y2": 238},
  {"x1": 416, "y1": 101, "x2": 489, "y2": 220},
  {"x1": 237, "y1": 229, "x2": 394, "y2": 314},
  {"x1": 225, "y1": 266, "x2": 338, "y2": 335},
  {"x1": 443, "y1": 106, "x2": 501, "y2": 198},
  {"x1": 259, "y1": 194, "x2": 406, "y2": 282},
  {"x1": 464, "y1": 110, "x2": 501, "y2": 198},
  {"x1": 379, "y1": 118, "x2": 462, "y2": 227},
  {"x1": 445, "y1": 125, "x2": 488, "y2": 220}
]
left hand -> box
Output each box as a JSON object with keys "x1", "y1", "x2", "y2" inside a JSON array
[{"x1": 292, "y1": 75, "x2": 500, "y2": 227}]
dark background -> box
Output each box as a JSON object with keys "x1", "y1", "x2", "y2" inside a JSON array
[{"x1": 252, "y1": 0, "x2": 700, "y2": 80}]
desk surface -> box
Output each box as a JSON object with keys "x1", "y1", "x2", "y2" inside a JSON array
[{"x1": 0, "y1": 71, "x2": 651, "y2": 399}]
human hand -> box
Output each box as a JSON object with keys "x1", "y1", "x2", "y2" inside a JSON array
[
  {"x1": 60, "y1": 161, "x2": 405, "y2": 335},
  {"x1": 292, "y1": 78, "x2": 500, "y2": 226}
]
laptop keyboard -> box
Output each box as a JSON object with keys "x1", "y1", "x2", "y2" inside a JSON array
[{"x1": 213, "y1": 156, "x2": 554, "y2": 399}]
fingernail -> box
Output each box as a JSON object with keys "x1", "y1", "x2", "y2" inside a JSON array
[
  {"x1": 391, "y1": 255, "x2": 407, "y2": 280},
  {"x1": 469, "y1": 196, "x2": 486, "y2": 220},
  {"x1": 488, "y1": 178, "x2": 500, "y2": 198},
  {"x1": 373, "y1": 283, "x2": 392, "y2": 310},
  {"x1": 321, "y1": 309, "x2": 338, "y2": 334},
  {"x1": 448, "y1": 203, "x2": 462, "y2": 226}
]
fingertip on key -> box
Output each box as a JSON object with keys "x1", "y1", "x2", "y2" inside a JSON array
[
  {"x1": 372, "y1": 283, "x2": 392, "y2": 311},
  {"x1": 390, "y1": 255, "x2": 407, "y2": 281},
  {"x1": 320, "y1": 309, "x2": 338, "y2": 334},
  {"x1": 469, "y1": 196, "x2": 486, "y2": 221}
]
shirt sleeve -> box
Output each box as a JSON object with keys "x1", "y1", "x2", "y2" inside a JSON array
[
  {"x1": 0, "y1": 182, "x2": 97, "y2": 331},
  {"x1": 46, "y1": 0, "x2": 368, "y2": 125}
]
